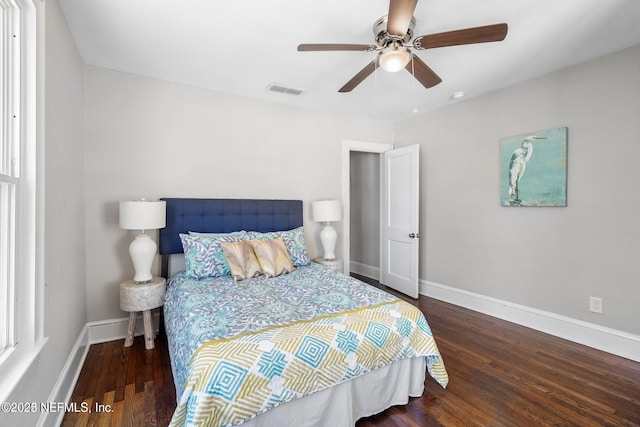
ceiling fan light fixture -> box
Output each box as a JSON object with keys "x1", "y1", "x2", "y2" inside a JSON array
[{"x1": 378, "y1": 46, "x2": 411, "y2": 73}]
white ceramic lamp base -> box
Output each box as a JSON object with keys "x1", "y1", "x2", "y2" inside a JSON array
[
  {"x1": 129, "y1": 233, "x2": 156, "y2": 283},
  {"x1": 320, "y1": 223, "x2": 337, "y2": 260}
]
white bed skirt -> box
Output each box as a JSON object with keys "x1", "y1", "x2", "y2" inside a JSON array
[{"x1": 242, "y1": 356, "x2": 427, "y2": 427}]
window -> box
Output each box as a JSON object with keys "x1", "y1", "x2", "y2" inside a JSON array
[
  {"x1": 0, "y1": 0, "x2": 39, "y2": 400},
  {"x1": 0, "y1": 0, "x2": 22, "y2": 360}
]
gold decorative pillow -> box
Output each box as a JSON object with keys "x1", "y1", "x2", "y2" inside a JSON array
[
  {"x1": 249, "y1": 237, "x2": 295, "y2": 278},
  {"x1": 221, "y1": 240, "x2": 262, "y2": 281}
]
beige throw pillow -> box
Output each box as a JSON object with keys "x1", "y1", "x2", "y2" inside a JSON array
[
  {"x1": 221, "y1": 240, "x2": 262, "y2": 281},
  {"x1": 249, "y1": 237, "x2": 295, "y2": 278}
]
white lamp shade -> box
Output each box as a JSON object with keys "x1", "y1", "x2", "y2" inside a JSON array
[
  {"x1": 119, "y1": 200, "x2": 166, "y2": 230},
  {"x1": 312, "y1": 200, "x2": 342, "y2": 223}
]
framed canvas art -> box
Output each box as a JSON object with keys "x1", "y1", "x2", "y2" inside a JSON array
[{"x1": 500, "y1": 127, "x2": 567, "y2": 207}]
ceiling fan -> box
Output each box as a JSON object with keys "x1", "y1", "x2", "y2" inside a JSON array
[{"x1": 297, "y1": 0, "x2": 508, "y2": 92}]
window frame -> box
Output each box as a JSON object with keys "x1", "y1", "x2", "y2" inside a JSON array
[
  {"x1": 1, "y1": 0, "x2": 21, "y2": 362},
  {"x1": 0, "y1": 0, "x2": 44, "y2": 404}
]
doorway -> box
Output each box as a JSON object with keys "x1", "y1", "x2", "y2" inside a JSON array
[
  {"x1": 341, "y1": 139, "x2": 393, "y2": 278},
  {"x1": 349, "y1": 151, "x2": 380, "y2": 279}
]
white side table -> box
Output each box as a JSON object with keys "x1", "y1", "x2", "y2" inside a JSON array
[
  {"x1": 120, "y1": 277, "x2": 166, "y2": 350},
  {"x1": 314, "y1": 257, "x2": 343, "y2": 273}
]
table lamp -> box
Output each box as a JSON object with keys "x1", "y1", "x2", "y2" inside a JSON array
[
  {"x1": 119, "y1": 198, "x2": 166, "y2": 283},
  {"x1": 312, "y1": 200, "x2": 342, "y2": 260}
]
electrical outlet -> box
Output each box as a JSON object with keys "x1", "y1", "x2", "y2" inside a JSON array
[{"x1": 589, "y1": 296, "x2": 603, "y2": 314}]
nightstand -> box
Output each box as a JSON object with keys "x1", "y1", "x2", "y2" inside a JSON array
[
  {"x1": 120, "y1": 277, "x2": 166, "y2": 350},
  {"x1": 313, "y1": 257, "x2": 343, "y2": 273}
]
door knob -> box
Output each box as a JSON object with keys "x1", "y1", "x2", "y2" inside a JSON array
[{"x1": 409, "y1": 233, "x2": 420, "y2": 238}]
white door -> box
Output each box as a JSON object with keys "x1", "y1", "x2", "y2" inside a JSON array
[{"x1": 380, "y1": 145, "x2": 420, "y2": 298}]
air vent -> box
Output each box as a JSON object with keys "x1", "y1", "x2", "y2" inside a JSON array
[{"x1": 267, "y1": 83, "x2": 304, "y2": 96}]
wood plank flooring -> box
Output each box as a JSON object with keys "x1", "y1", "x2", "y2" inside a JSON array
[
  {"x1": 62, "y1": 276, "x2": 640, "y2": 426},
  {"x1": 62, "y1": 327, "x2": 175, "y2": 427}
]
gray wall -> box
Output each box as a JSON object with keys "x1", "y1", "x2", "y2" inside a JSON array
[
  {"x1": 1, "y1": 0, "x2": 87, "y2": 425},
  {"x1": 82, "y1": 66, "x2": 394, "y2": 322},
  {"x1": 395, "y1": 44, "x2": 640, "y2": 335},
  {"x1": 350, "y1": 151, "x2": 380, "y2": 270}
]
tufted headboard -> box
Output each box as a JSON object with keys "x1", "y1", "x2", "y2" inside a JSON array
[{"x1": 159, "y1": 198, "x2": 304, "y2": 256}]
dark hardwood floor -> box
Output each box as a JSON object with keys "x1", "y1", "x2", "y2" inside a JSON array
[
  {"x1": 61, "y1": 329, "x2": 175, "y2": 427},
  {"x1": 62, "y1": 276, "x2": 640, "y2": 426}
]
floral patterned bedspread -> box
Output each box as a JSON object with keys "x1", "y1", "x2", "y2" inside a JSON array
[{"x1": 164, "y1": 263, "x2": 448, "y2": 426}]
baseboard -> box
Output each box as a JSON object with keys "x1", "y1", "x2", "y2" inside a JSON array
[
  {"x1": 350, "y1": 261, "x2": 379, "y2": 280},
  {"x1": 38, "y1": 325, "x2": 90, "y2": 427},
  {"x1": 88, "y1": 312, "x2": 161, "y2": 344},
  {"x1": 348, "y1": 263, "x2": 639, "y2": 362},
  {"x1": 420, "y1": 280, "x2": 640, "y2": 363}
]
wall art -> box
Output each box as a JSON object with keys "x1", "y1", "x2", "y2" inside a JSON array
[{"x1": 500, "y1": 127, "x2": 567, "y2": 206}]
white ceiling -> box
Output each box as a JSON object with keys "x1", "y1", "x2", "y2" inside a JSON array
[{"x1": 59, "y1": 0, "x2": 640, "y2": 122}]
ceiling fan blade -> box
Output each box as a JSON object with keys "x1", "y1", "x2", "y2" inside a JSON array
[
  {"x1": 406, "y1": 55, "x2": 442, "y2": 88},
  {"x1": 413, "y1": 23, "x2": 508, "y2": 50},
  {"x1": 339, "y1": 60, "x2": 378, "y2": 92},
  {"x1": 297, "y1": 44, "x2": 376, "y2": 52},
  {"x1": 387, "y1": 0, "x2": 419, "y2": 37}
]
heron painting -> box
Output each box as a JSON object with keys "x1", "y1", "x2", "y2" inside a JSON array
[{"x1": 500, "y1": 127, "x2": 567, "y2": 206}]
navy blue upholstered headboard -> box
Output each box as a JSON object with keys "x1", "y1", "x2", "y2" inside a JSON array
[{"x1": 159, "y1": 198, "x2": 303, "y2": 255}]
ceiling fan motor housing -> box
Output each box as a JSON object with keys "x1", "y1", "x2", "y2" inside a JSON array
[{"x1": 373, "y1": 15, "x2": 416, "y2": 46}]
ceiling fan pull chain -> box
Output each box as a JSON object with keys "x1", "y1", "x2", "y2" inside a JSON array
[
  {"x1": 411, "y1": 55, "x2": 418, "y2": 113},
  {"x1": 373, "y1": 60, "x2": 378, "y2": 118}
]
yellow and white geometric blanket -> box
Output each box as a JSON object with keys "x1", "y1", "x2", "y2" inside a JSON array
[{"x1": 169, "y1": 299, "x2": 448, "y2": 427}]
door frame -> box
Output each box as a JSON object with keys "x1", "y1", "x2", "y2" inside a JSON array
[{"x1": 341, "y1": 139, "x2": 394, "y2": 276}]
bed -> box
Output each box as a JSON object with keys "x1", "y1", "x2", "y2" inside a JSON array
[{"x1": 159, "y1": 198, "x2": 448, "y2": 427}]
